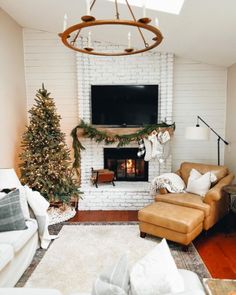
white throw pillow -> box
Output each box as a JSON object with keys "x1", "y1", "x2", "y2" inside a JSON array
[
  {"x1": 186, "y1": 169, "x2": 217, "y2": 197},
  {"x1": 92, "y1": 254, "x2": 130, "y2": 295},
  {"x1": 25, "y1": 185, "x2": 49, "y2": 214},
  {"x1": 19, "y1": 186, "x2": 31, "y2": 219},
  {"x1": 92, "y1": 278, "x2": 127, "y2": 295},
  {"x1": 150, "y1": 173, "x2": 186, "y2": 196},
  {"x1": 130, "y1": 239, "x2": 185, "y2": 295}
]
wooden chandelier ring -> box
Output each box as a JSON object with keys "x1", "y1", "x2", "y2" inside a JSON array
[{"x1": 59, "y1": 19, "x2": 163, "y2": 56}]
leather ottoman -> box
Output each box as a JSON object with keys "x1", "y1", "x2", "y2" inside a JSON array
[{"x1": 138, "y1": 202, "x2": 204, "y2": 246}]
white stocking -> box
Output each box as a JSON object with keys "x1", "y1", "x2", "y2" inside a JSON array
[
  {"x1": 143, "y1": 138, "x2": 152, "y2": 161},
  {"x1": 148, "y1": 133, "x2": 158, "y2": 159}
]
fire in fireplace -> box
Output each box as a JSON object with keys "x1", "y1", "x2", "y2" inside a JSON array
[{"x1": 104, "y1": 148, "x2": 148, "y2": 181}]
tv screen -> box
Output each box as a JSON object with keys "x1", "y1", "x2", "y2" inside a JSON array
[{"x1": 91, "y1": 85, "x2": 158, "y2": 126}]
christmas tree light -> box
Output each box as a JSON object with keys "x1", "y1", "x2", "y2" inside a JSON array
[{"x1": 20, "y1": 84, "x2": 81, "y2": 204}]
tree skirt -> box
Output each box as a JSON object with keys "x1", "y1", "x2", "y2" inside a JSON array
[
  {"x1": 48, "y1": 206, "x2": 76, "y2": 225},
  {"x1": 22, "y1": 224, "x2": 211, "y2": 295}
]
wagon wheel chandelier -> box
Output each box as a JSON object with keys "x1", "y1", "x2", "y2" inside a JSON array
[{"x1": 58, "y1": 0, "x2": 163, "y2": 56}]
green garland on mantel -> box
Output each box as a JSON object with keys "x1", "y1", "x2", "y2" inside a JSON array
[{"x1": 71, "y1": 120, "x2": 175, "y2": 169}]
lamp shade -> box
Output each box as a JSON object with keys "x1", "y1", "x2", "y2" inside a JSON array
[
  {"x1": 185, "y1": 126, "x2": 209, "y2": 140},
  {"x1": 0, "y1": 168, "x2": 21, "y2": 190}
]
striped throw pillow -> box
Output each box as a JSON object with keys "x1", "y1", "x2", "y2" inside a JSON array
[{"x1": 0, "y1": 189, "x2": 27, "y2": 232}]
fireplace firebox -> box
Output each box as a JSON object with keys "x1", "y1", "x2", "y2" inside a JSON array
[{"x1": 104, "y1": 148, "x2": 148, "y2": 181}]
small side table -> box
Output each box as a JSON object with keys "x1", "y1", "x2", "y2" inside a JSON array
[
  {"x1": 203, "y1": 278, "x2": 236, "y2": 295},
  {"x1": 222, "y1": 185, "x2": 236, "y2": 232}
]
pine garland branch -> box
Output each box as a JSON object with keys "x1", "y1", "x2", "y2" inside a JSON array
[
  {"x1": 71, "y1": 126, "x2": 85, "y2": 168},
  {"x1": 71, "y1": 120, "x2": 175, "y2": 169}
]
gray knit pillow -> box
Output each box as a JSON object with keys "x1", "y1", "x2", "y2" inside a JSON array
[{"x1": 0, "y1": 189, "x2": 27, "y2": 232}]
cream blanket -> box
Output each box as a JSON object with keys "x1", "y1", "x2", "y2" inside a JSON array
[
  {"x1": 150, "y1": 173, "x2": 186, "y2": 196},
  {"x1": 24, "y1": 186, "x2": 58, "y2": 249}
]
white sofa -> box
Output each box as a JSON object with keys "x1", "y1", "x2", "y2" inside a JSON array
[
  {"x1": 0, "y1": 269, "x2": 206, "y2": 294},
  {"x1": 0, "y1": 219, "x2": 39, "y2": 287}
]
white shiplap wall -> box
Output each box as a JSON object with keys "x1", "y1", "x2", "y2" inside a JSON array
[
  {"x1": 23, "y1": 30, "x2": 228, "y2": 174},
  {"x1": 172, "y1": 57, "x2": 227, "y2": 170},
  {"x1": 23, "y1": 29, "x2": 78, "y2": 147}
]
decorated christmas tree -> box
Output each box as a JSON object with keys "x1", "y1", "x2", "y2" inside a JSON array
[{"x1": 19, "y1": 84, "x2": 81, "y2": 204}]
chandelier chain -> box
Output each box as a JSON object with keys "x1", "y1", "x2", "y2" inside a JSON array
[
  {"x1": 71, "y1": 0, "x2": 97, "y2": 46},
  {"x1": 125, "y1": 0, "x2": 149, "y2": 48},
  {"x1": 90, "y1": 0, "x2": 97, "y2": 11},
  {"x1": 71, "y1": 29, "x2": 81, "y2": 45},
  {"x1": 115, "y1": 0, "x2": 120, "y2": 19}
]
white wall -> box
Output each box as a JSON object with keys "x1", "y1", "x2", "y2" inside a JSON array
[
  {"x1": 23, "y1": 29, "x2": 78, "y2": 146},
  {"x1": 23, "y1": 30, "x2": 228, "y2": 173},
  {"x1": 225, "y1": 63, "x2": 236, "y2": 177},
  {"x1": 0, "y1": 9, "x2": 27, "y2": 173},
  {"x1": 172, "y1": 57, "x2": 227, "y2": 170}
]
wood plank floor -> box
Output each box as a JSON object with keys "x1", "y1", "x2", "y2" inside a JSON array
[
  {"x1": 194, "y1": 214, "x2": 236, "y2": 279},
  {"x1": 70, "y1": 210, "x2": 236, "y2": 279},
  {"x1": 69, "y1": 210, "x2": 138, "y2": 222}
]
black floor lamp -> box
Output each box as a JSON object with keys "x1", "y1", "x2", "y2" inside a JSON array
[{"x1": 185, "y1": 115, "x2": 229, "y2": 166}]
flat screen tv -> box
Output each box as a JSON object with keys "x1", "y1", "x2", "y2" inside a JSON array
[{"x1": 91, "y1": 85, "x2": 158, "y2": 126}]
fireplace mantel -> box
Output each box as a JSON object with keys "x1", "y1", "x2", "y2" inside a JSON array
[{"x1": 76, "y1": 126, "x2": 174, "y2": 138}]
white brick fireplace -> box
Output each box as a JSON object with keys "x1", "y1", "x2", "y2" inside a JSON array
[{"x1": 76, "y1": 41, "x2": 174, "y2": 210}]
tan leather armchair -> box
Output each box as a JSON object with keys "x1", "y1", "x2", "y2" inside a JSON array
[
  {"x1": 138, "y1": 162, "x2": 234, "y2": 246},
  {"x1": 155, "y1": 162, "x2": 234, "y2": 230}
]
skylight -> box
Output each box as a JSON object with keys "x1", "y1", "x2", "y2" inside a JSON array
[{"x1": 107, "y1": 0, "x2": 185, "y2": 15}]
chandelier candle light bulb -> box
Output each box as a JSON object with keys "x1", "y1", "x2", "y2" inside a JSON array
[
  {"x1": 63, "y1": 14, "x2": 68, "y2": 31},
  {"x1": 155, "y1": 17, "x2": 159, "y2": 27},
  {"x1": 142, "y1": 0, "x2": 147, "y2": 18},
  {"x1": 88, "y1": 31, "x2": 92, "y2": 48},
  {"x1": 128, "y1": 32, "x2": 131, "y2": 49},
  {"x1": 86, "y1": 0, "x2": 91, "y2": 15}
]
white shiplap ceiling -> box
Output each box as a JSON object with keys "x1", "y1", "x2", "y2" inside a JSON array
[{"x1": 0, "y1": 0, "x2": 236, "y2": 67}]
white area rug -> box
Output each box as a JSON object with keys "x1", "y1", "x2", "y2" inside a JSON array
[{"x1": 25, "y1": 224, "x2": 209, "y2": 295}]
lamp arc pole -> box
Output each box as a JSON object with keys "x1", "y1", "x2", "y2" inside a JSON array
[{"x1": 197, "y1": 116, "x2": 229, "y2": 166}]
